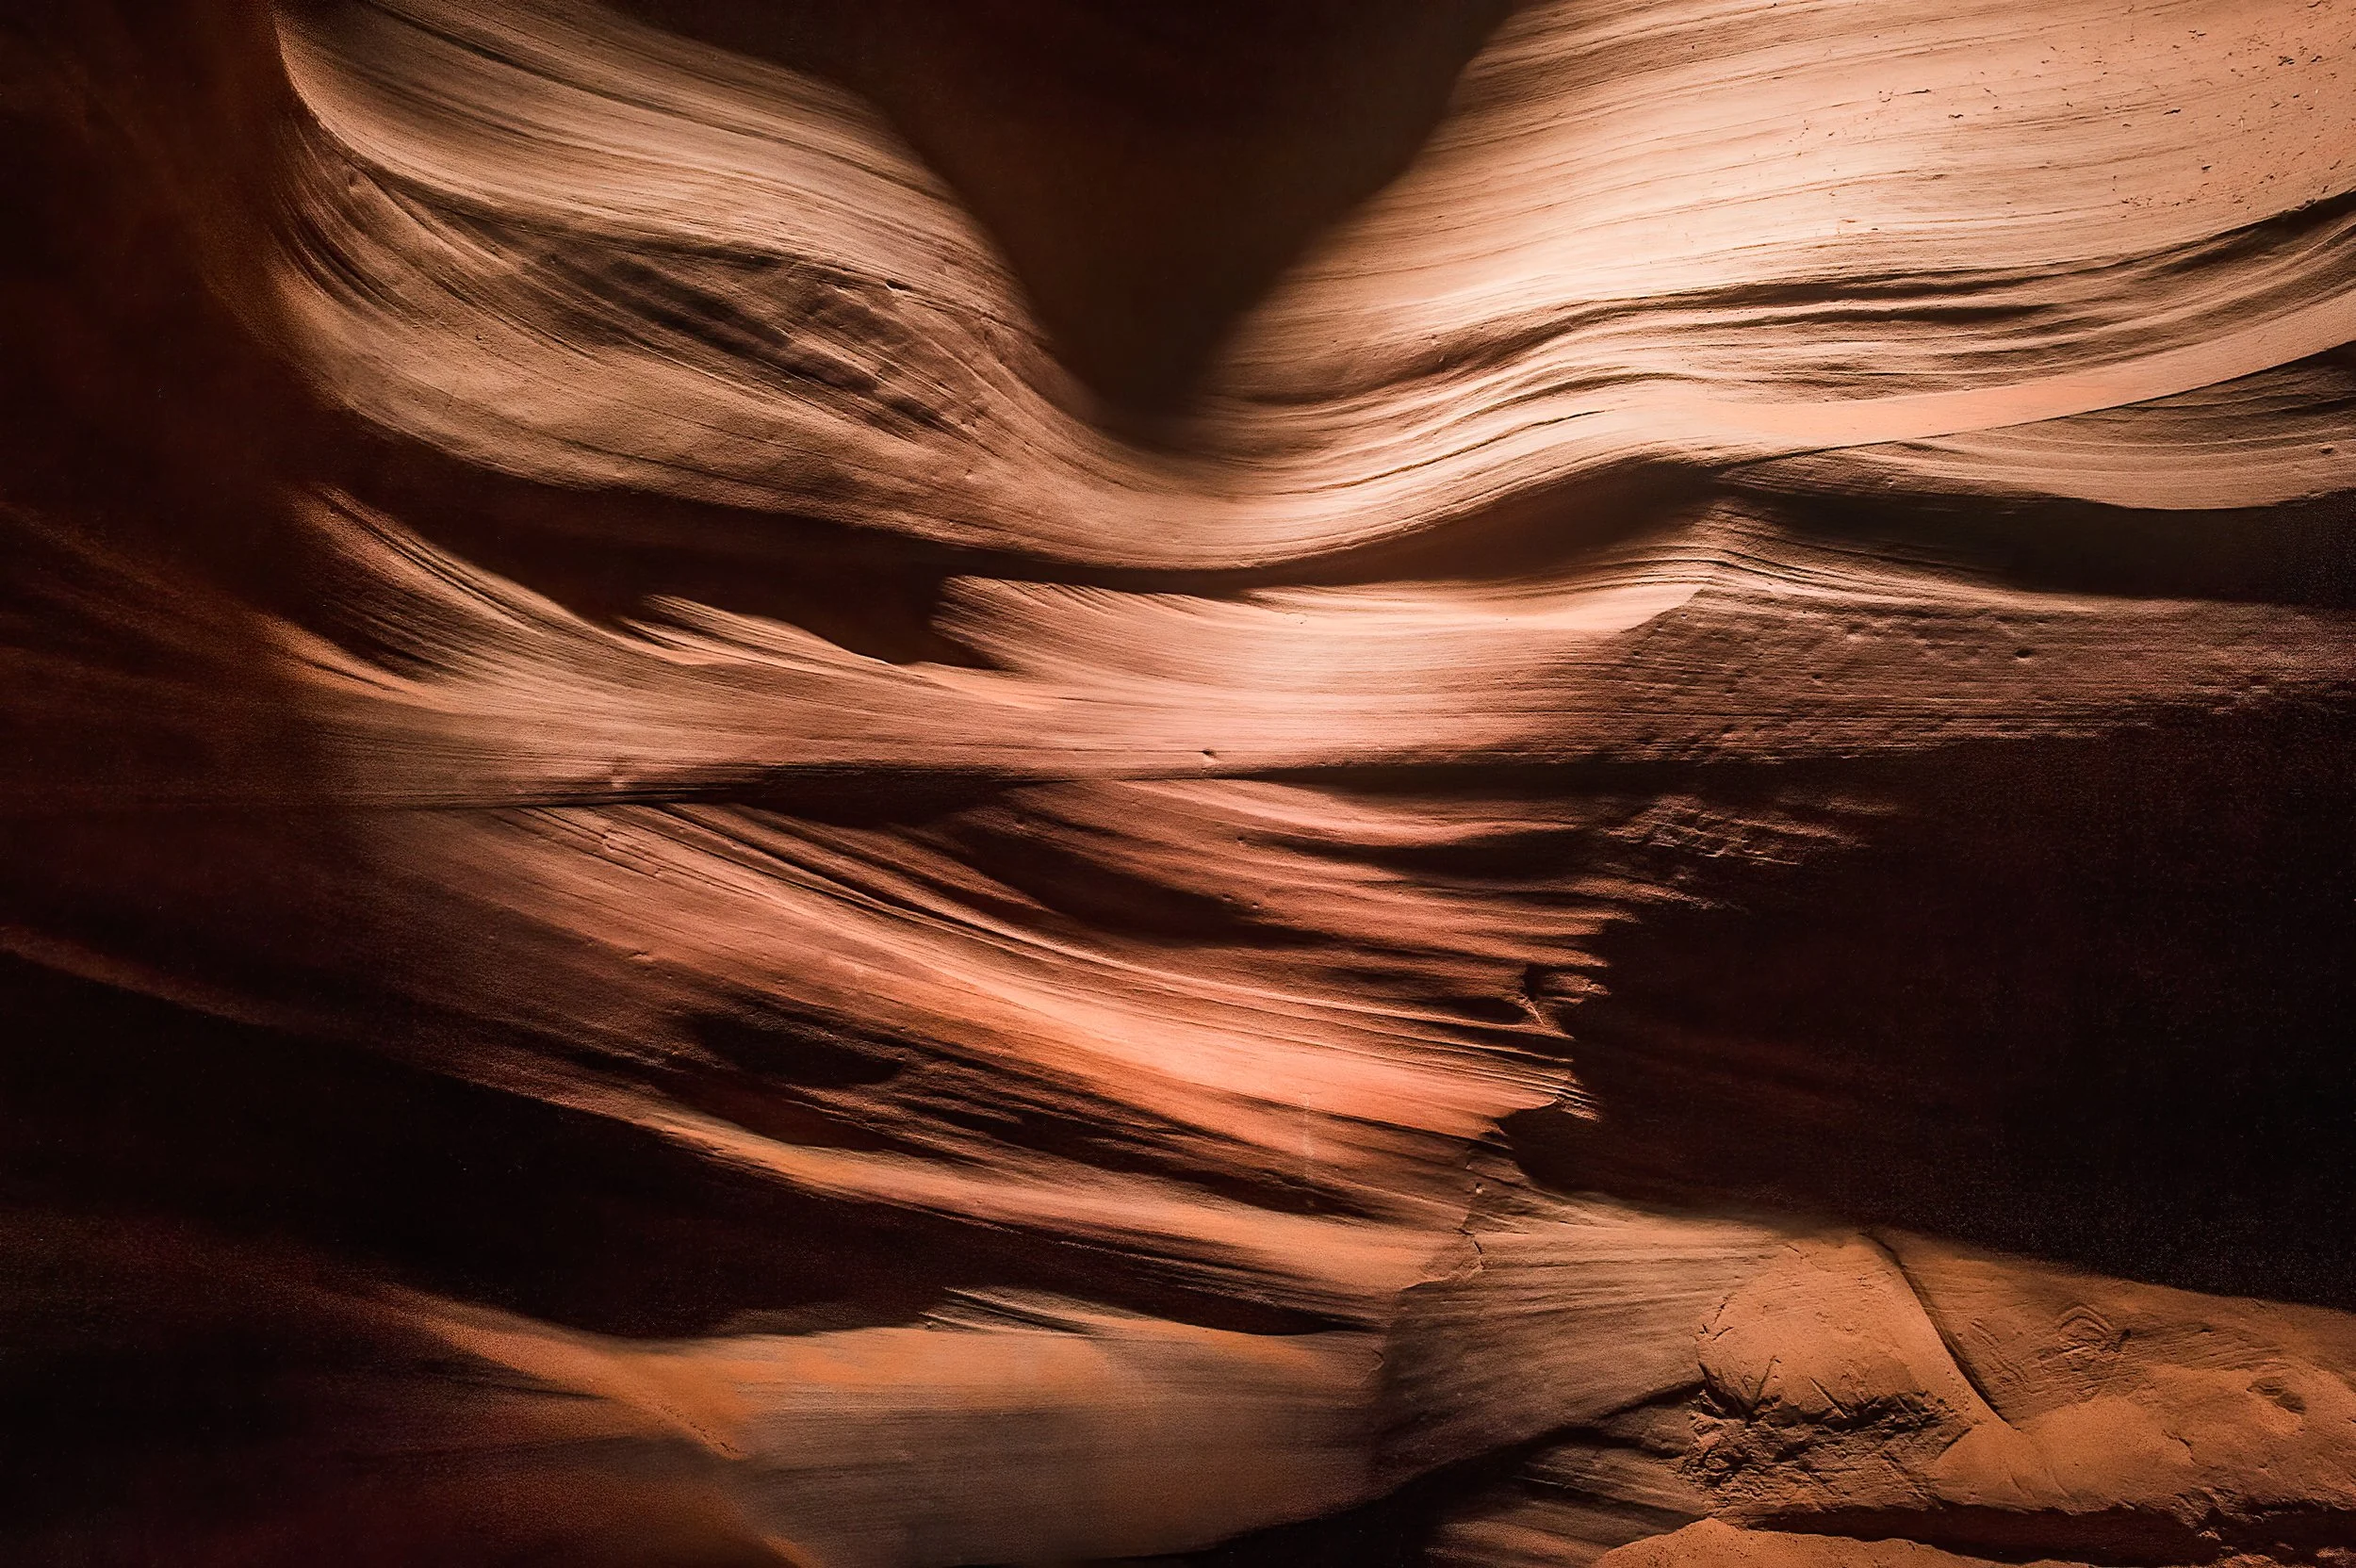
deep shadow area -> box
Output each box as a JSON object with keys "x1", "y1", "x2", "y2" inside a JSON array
[
  {"x1": 323, "y1": 429, "x2": 997, "y2": 667},
  {"x1": 611, "y1": 0, "x2": 1514, "y2": 412},
  {"x1": 1145, "y1": 1439, "x2": 1538, "y2": 1568},
  {"x1": 1765, "y1": 481, "x2": 2356, "y2": 610},
  {"x1": 1506, "y1": 700, "x2": 2356, "y2": 1308},
  {"x1": 0, "y1": 0, "x2": 350, "y2": 631},
  {"x1": 1755, "y1": 1503, "x2": 2356, "y2": 1568},
  {"x1": 0, "y1": 953, "x2": 1333, "y2": 1340}
]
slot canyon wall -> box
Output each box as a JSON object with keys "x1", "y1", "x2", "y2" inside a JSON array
[{"x1": 2, "y1": 1, "x2": 2353, "y2": 1563}]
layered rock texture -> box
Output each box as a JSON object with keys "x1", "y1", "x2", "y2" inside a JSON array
[{"x1": 3, "y1": 1, "x2": 2352, "y2": 1563}]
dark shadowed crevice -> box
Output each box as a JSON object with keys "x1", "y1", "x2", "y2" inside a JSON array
[
  {"x1": 609, "y1": 0, "x2": 1516, "y2": 414},
  {"x1": 0, "y1": 954, "x2": 1340, "y2": 1340},
  {"x1": 1505, "y1": 703, "x2": 2356, "y2": 1308}
]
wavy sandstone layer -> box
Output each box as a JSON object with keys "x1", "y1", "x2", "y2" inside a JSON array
[{"x1": 1, "y1": 0, "x2": 2351, "y2": 1563}]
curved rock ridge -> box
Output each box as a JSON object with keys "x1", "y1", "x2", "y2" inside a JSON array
[
  {"x1": 258, "y1": 0, "x2": 2356, "y2": 568},
  {"x1": 0, "y1": 0, "x2": 2350, "y2": 1563}
]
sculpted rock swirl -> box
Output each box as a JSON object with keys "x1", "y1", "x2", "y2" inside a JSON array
[{"x1": 1, "y1": 1, "x2": 2351, "y2": 1563}]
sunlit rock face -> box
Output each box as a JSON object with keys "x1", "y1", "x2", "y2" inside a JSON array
[{"x1": 2, "y1": 1, "x2": 2352, "y2": 1562}]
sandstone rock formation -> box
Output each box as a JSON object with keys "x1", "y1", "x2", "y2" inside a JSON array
[{"x1": 1, "y1": 1, "x2": 2351, "y2": 1563}]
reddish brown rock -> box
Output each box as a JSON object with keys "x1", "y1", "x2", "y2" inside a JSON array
[{"x1": 1, "y1": 0, "x2": 2350, "y2": 1563}]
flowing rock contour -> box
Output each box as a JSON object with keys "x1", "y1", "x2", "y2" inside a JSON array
[{"x1": 1, "y1": 1, "x2": 2351, "y2": 1563}]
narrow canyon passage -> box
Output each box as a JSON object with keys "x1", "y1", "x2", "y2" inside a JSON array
[{"x1": 2, "y1": 2, "x2": 2352, "y2": 1564}]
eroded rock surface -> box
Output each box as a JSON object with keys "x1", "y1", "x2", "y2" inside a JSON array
[{"x1": 1, "y1": 0, "x2": 2350, "y2": 1562}]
